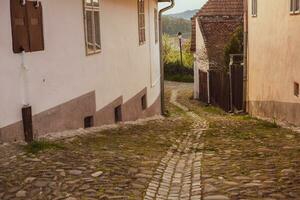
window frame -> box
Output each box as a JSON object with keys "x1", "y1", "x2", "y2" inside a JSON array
[
  {"x1": 251, "y1": 0, "x2": 257, "y2": 17},
  {"x1": 290, "y1": 0, "x2": 300, "y2": 15},
  {"x1": 138, "y1": 0, "x2": 146, "y2": 45},
  {"x1": 83, "y1": 0, "x2": 101, "y2": 56}
]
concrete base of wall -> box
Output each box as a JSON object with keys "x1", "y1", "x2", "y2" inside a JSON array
[
  {"x1": 0, "y1": 89, "x2": 161, "y2": 142},
  {"x1": 249, "y1": 100, "x2": 300, "y2": 127}
]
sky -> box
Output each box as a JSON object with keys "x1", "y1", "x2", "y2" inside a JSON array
[{"x1": 160, "y1": 0, "x2": 208, "y2": 14}]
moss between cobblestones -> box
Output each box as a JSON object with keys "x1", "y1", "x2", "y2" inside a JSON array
[
  {"x1": 2, "y1": 82, "x2": 299, "y2": 200},
  {"x1": 24, "y1": 140, "x2": 65, "y2": 154},
  {"x1": 0, "y1": 87, "x2": 195, "y2": 200},
  {"x1": 175, "y1": 84, "x2": 300, "y2": 200}
]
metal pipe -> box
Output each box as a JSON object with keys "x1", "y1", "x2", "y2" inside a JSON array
[
  {"x1": 159, "y1": 0, "x2": 175, "y2": 115},
  {"x1": 20, "y1": 51, "x2": 33, "y2": 143},
  {"x1": 229, "y1": 55, "x2": 233, "y2": 112},
  {"x1": 243, "y1": 0, "x2": 248, "y2": 112},
  {"x1": 21, "y1": 51, "x2": 29, "y2": 106},
  {"x1": 207, "y1": 69, "x2": 210, "y2": 104},
  {"x1": 179, "y1": 37, "x2": 183, "y2": 66}
]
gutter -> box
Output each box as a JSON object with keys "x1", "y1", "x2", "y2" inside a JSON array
[
  {"x1": 243, "y1": 0, "x2": 248, "y2": 112},
  {"x1": 159, "y1": 0, "x2": 175, "y2": 115},
  {"x1": 20, "y1": 50, "x2": 34, "y2": 143}
]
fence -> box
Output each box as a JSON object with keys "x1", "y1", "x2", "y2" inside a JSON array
[{"x1": 199, "y1": 54, "x2": 244, "y2": 112}]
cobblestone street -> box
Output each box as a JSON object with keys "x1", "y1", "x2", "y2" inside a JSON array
[
  {"x1": 144, "y1": 89, "x2": 207, "y2": 200},
  {"x1": 0, "y1": 82, "x2": 300, "y2": 200}
]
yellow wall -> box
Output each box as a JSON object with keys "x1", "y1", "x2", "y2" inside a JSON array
[{"x1": 248, "y1": 0, "x2": 300, "y2": 125}]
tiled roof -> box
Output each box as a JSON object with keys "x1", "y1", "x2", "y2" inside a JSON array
[
  {"x1": 199, "y1": 19, "x2": 242, "y2": 67},
  {"x1": 193, "y1": 0, "x2": 244, "y2": 17},
  {"x1": 191, "y1": 0, "x2": 244, "y2": 54}
]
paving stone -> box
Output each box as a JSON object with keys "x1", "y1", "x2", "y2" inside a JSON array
[
  {"x1": 16, "y1": 190, "x2": 26, "y2": 198},
  {"x1": 69, "y1": 170, "x2": 82, "y2": 176},
  {"x1": 204, "y1": 195, "x2": 230, "y2": 200},
  {"x1": 34, "y1": 180, "x2": 49, "y2": 187},
  {"x1": 91, "y1": 171, "x2": 103, "y2": 177}
]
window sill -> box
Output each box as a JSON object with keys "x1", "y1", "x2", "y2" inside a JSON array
[
  {"x1": 86, "y1": 49, "x2": 101, "y2": 56},
  {"x1": 290, "y1": 11, "x2": 300, "y2": 15}
]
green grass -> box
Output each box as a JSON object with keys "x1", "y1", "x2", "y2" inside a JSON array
[
  {"x1": 25, "y1": 140, "x2": 64, "y2": 154},
  {"x1": 257, "y1": 119, "x2": 280, "y2": 129},
  {"x1": 203, "y1": 105, "x2": 226, "y2": 115},
  {"x1": 165, "y1": 74, "x2": 194, "y2": 83}
]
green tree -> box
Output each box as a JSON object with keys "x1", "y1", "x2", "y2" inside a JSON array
[
  {"x1": 162, "y1": 16, "x2": 192, "y2": 38},
  {"x1": 163, "y1": 34, "x2": 194, "y2": 82},
  {"x1": 224, "y1": 26, "x2": 244, "y2": 67},
  {"x1": 182, "y1": 40, "x2": 194, "y2": 67}
]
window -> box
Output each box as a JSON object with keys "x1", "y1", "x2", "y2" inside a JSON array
[
  {"x1": 154, "y1": 8, "x2": 158, "y2": 43},
  {"x1": 84, "y1": 116, "x2": 94, "y2": 128},
  {"x1": 141, "y1": 95, "x2": 147, "y2": 110},
  {"x1": 294, "y1": 82, "x2": 299, "y2": 97},
  {"x1": 83, "y1": 0, "x2": 101, "y2": 55},
  {"x1": 252, "y1": 0, "x2": 257, "y2": 17},
  {"x1": 10, "y1": 0, "x2": 44, "y2": 53},
  {"x1": 290, "y1": 0, "x2": 300, "y2": 14},
  {"x1": 138, "y1": 0, "x2": 146, "y2": 45},
  {"x1": 114, "y1": 105, "x2": 122, "y2": 123}
]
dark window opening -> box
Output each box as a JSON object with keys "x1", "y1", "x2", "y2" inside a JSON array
[
  {"x1": 114, "y1": 105, "x2": 122, "y2": 123},
  {"x1": 84, "y1": 116, "x2": 94, "y2": 128},
  {"x1": 141, "y1": 95, "x2": 147, "y2": 110},
  {"x1": 294, "y1": 82, "x2": 299, "y2": 97}
]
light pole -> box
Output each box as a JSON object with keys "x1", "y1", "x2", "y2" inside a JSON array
[{"x1": 177, "y1": 32, "x2": 183, "y2": 66}]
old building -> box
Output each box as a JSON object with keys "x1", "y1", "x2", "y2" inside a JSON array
[
  {"x1": 0, "y1": 0, "x2": 171, "y2": 142},
  {"x1": 191, "y1": 0, "x2": 243, "y2": 110},
  {"x1": 246, "y1": 0, "x2": 300, "y2": 126}
]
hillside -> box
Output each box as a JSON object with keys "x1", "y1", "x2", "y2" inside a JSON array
[
  {"x1": 166, "y1": 9, "x2": 198, "y2": 20},
  {"x1": 162, "y1": 16, "x2": 191, "y2": 38}
]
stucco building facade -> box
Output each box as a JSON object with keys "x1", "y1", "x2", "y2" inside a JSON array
[
  {"x1": 0, "y1": 0, "x2": 169, "y2": 142},
  {"x1": 247, "y1": 0, "x2": 300, "y2": 126}
]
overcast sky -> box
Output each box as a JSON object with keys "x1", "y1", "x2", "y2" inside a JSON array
[{"x1": 160, "y1": 0, "x2": 208, "y2": 14}]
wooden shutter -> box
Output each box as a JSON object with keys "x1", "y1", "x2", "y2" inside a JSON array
[
  {"x1": 10, "y1": 0, "x2": 44, "y2": 53},
  {"x1": 10, "y1": 0, "x2": 30, "y2": 53},
  {"x1": 26, "y1": 1, "x2": 44, "y2": 52}
]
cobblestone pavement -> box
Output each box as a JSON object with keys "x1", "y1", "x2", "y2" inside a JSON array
[
  {"x1": 0, "y1": 83, "x2": 200, "y2": 200},
  {"x1": 1, "y1": 82, "x2": 300, "y2": 200},
  {"x1": 174, "y1": 82, "x2": 300, "y2": 200},
  {"x1": 144, "y1": 89, "x2": 207, "y2": 200}
]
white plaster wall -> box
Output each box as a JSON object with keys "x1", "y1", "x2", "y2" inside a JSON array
[
  {"x1": 0, "y1": 0, "x2": 161, "y2": 128},
  {"x1": 193, "y1": 18, "x2": 209, "y2": 99},
  {"x1": 248, "y1": 0, "x2": 300, "y2": 103}
]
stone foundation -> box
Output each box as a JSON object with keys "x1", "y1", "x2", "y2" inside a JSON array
[
  {"x1": 0, "y1": 89, "x2": 161, "y2": 142},
  {"x1": 249, "y1": 100, "x2": 300, "y2": 126}
]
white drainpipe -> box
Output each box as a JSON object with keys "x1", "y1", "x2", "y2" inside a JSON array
[
  {"x1": 20, "y1": 51, "x2": 29, "y2": 106},
  {"x1": 159, "y1": 0, "x2": 175, "y2": 115}
]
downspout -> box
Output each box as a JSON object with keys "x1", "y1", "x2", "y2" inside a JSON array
[
  {"x1": 243, "y1": 0, "x2": 248, "y2": 112},
  {"x1": 159, "y1": 0, "x2": 175, "y2": 115},
  {"x1": 21, "y1": 51, "x2": 29, "y2": 106},
  {"x1": 20, "y1": 50, "x2": 34, "y2": 143}
]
